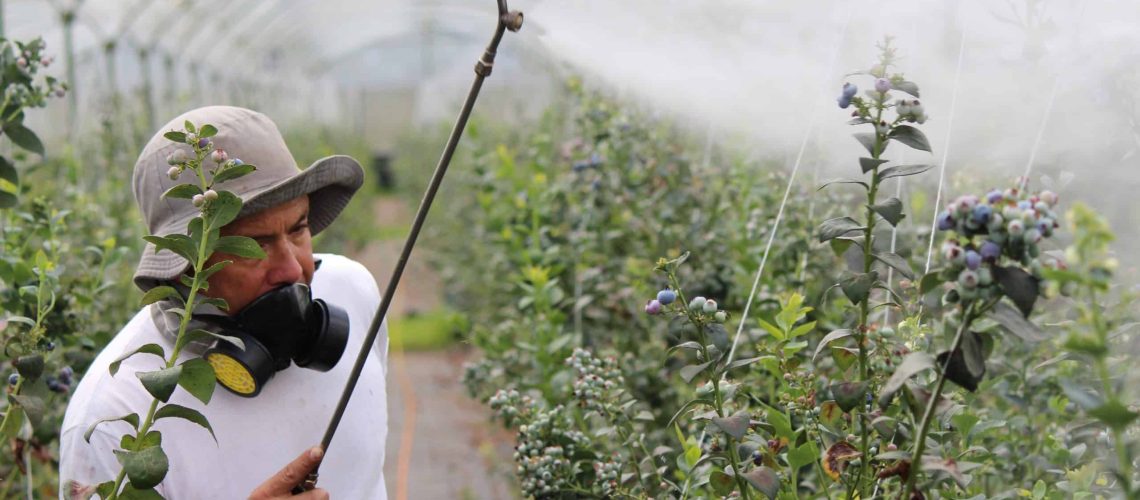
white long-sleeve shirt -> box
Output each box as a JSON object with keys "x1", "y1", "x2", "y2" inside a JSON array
[{"x1": 59, "y1": 254, "x2": 388, "y2": 499}]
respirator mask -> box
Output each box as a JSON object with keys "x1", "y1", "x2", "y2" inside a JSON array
[{"x1": 201, "y1": 283, "x2": 349, "y2": 397}]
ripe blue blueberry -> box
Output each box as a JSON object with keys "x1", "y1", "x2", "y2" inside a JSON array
[
  {"x1": 980, "y1": 240, "x2": 1001, "y2": 261},
  {"x1": 842, "y1": 83, "x2": 857, "y2": 99},
  {"x1": 972, "y1": 204, "x2": 992, "y2": 225},
  {"x1": 875, "y1": 78, "x2": 891, "y2": 93},
  {"x1": 60, "y1": 366, "x2": 74, "y2": 383},
  {"x1": 986, "y1": 189, "x2": 1003, "y2": 204},
  {"x1": 231, "y1": 158, "x2": 244, "y2": 166},
  {"x1": 197, "y1": 138, "x2": 210, "y2": 149},
  {"x1": 656, "y1": 289, "x2": 676, "y2": 305},
  {"x1": 1017, "y1": 200, "x2": 1032, "y2": 210},
  {"x1": 837, "y1": 96, "x2": 852, "y2": 109},
  {"x1": 7, "y1": 374, "x2": 17, "y2": 386},
  {"x1": 936, "y1": 211, "x2": 954, "y2": 231},
  {"x1": 965, "y1": 250, "x2": 982, "y2": 270}
]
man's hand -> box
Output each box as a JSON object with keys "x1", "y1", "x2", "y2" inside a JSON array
[{"x1": 249, "y1": 446, "x2": 329, "y2": 499}]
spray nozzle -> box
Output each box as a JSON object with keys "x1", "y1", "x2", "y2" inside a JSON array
[{"x1": 502, "y1": 11, "x2": 524, "y2": 32}]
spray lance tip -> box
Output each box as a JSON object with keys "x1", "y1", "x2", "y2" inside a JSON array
[{"x1": 503, "y1": 11, "x2": 524, "y2": 32}]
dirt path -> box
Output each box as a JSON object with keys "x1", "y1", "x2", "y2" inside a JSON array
[{"x1": 347, "y1": 195, "x2": 517, "y2": 499}]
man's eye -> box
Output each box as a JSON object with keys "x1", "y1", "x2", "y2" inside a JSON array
[{"x1": 292, "y1": 223, "x2": 310, "y2": 234}]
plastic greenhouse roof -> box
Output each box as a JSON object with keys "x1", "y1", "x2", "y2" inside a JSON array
[{"x1": 8, "y1": 0, "x2": 537, "y2": 89}]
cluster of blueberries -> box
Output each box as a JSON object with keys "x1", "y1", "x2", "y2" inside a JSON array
[
  {"x1": 936, "y1": 184, "x2": 1063, "y2": 302},
  {"x1": 644, "y1": 289, "x2": 728, "y2": 323},
  {"x1": 8, "y1": 365, "x2": 72, "y2": 394},
  {"x1": 164, "y1": 138, "x2": 246, "y2": 208},
  {"x1": 592, "y1": 459, "x2": 622, "y2": 496},
  {"x1": 836, "y1": 79, "x2": 928, "y2": 125},
  {"x1": 567, "y1": 348, "x2": 623, "y2": 413},
  {"x1": 511, "y1": 405, "x2": 590, "y2": 498}
]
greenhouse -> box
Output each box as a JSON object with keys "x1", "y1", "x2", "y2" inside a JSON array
[{"x1": 2, "y1": 0, "x2": 1140, "y2": 498}]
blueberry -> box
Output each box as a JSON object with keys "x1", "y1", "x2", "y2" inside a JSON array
[
  {"x1": 60, "y1": 366, "x2": 74, "y2": 383},
  {"x1": 980, "y1": 241, "x2": 1001, "y2": 261},
  {"x1": 842, "y1": 83, "x2": 858, "y2": 99},
  {"x1": 875, "y1": 78, "x2": 891, "y2": 93},
  {"x1": 572, "y1": 161, "x2": 589, "y2": 172},
  {"x1": 1040, "y1": 190, "x2": 1059, "y2": 207},
  {"x1": 1008, "y1": 220, "x2": 1025, "y2": 236},
  {"x1": 936, "y1": 211, "x2": 955, "y2": 231},
  {"x1": 751, "y1": 450, "x2": 763, "y2": 465},
  {"x1": 689, "y1": 296, "x2": 707, "y2": 311},
  {"x1": 211, "y1": 149, "x2": 229, "y2": 164},
  {"x1": 7, "y1": 374, "x2": 17, "y2": 386},
  {"x1": 837, "y1": 96, "x2": 852, "y2": 109},
  {"x1": 656, "y1": 289, "x2": 676, "y2": 305},
  {"x1": 197, "y1": 138, "x2": 210, "y2": 149},
  {"x1": 986, "y1": 189, "x2": 1004, "y2": 204},
  {"x1": 965, "y1": 250, "x2": 982, "y2": 270},
  {"x1": 644, "y1": 299, "x2": 662, "y2": 315},
  {"x1": 231, "y1": 158, "x2": 244, "y2": 166},
  {"x1": 972, "y1": 204, "x2": 992, "y2": 225},
  {"x1": 45, "y1": 341, "x2": 55, "y2": 351},
  {"x1": 714, "y1": 311, "x2": 727, "y2": 323},
  {"x1": 958, "y1": 269, "x2": 979, "y2": 289},
  {"x1": 1018, "y1": 200, "x2": 1032, "y2": 210},
  {"x1": 702, "y1": 299, "x2": 718, "y2": 314}
]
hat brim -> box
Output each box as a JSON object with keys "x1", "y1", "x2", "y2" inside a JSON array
[{"x1": 133, "y1": 155, "x2": 364, "y2": 291}]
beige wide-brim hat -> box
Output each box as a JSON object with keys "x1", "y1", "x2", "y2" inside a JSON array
[{"x1": 132, "y1": 106, "x2": 364, "y2": 291}]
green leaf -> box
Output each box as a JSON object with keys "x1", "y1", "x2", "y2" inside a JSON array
[
  {"x1": 893, "y1": 80, "x2": 920, "y2": 97},
  {"x1": 204, "y1": 190, "x2": 242, "y2": 227},
  {"x1": 951, "y1": 412, "x2": 979, "y2": 439},
  {"x1": 14, "y1": 354, "x2": 44, "y2": 381},
  {"x1": 0, "y1": 190, "x2": 16, "y2": 209},
  {"x1": 879, "y1": 352, "x2": 934, "y2": 408},
  {"x1": 817, "y1": 217, "x2": 864, "y2": 243},
  {"x1": 183, "y1": 120, "x2": 196, "y2": 134},
  {"x1": 992, "y1": 265, "x2": 1040, "y2": 317},
  {"x1": 709, "y1": 469, "x2": 735, "y2": 496},
  {"x1": 140, "y1": 286, "x2": 179, "y2": 307},
  {"x1": 679, "y1": 361, "x2": 713, "y2": 383},
  {"x1": 96, "y1": 481, "x2": 117, "y2": 498},
  {"x1": 788, "y1": 321, "x2": 816, "y2": 339},
  {"x1": 889, "y1": 125, "x2": 932, "y2": 152},
  {"x1": 121, "y1": 431, "x2": 162, "y2": 450},
  {"x1": 880, "y1": 163, "x2": 935, "y2": 180},
  {"x1": 873, "y1": 251, "x2": 914, "y2": 280},
  {"x1": 988, "y1": 301, "x2": 1046, "y2": 342},
  {"x1": 818, "y1": 401, "x2": 842, "y2": 429},
  {"x1": 813, "y1": 329, "x2": 853, "y2": 362},
  {"x1": 214, "y1": 235, "x2": 266, "y2": 259},
  {"x1": 859, "y1": 157, "x2": 889, "y2": 174},
  {"x1": 1089, "y1": 400, "x2": 1139, "y2": 430},
  {"x1": 84, "y1": 413, "x2": 140, "y2": 443},
  {"x1": 741, "y1": 466, "x2": 780, "y2": 499},
  {"x1": 3, "y1": 122, "x2": 44, "y2": 155},
  {"x1": 198, "y1": 260, "x2": 232, "y2": 283},
  {"x1": 0, "y1": 407, "x2": 24, "y2": 439},
  {"x1": 853, "y1": 132, "x2": 879, "y2": 155},
  {"x1": 919, "y1": 270, "x2": 946, "y2": 294},
  {"x1": 818, "y1": 178, "x2": 869, "y2": 191},
  {"x1": 119, "y1": 483, "x2": 165, "y2": 500},
  {"x1": 935, "y1": 331, "x2": 987, "y2": 392},
  {"x1": 788, "y1": 442, "x2": 818, "y2": 469},
  {"x1": 840, "y1": 271, "x2": 878, "y2": 304},
  {"x1": 162, "y1": 183, "x2": 202, "y2": 200},
  {"x1": 154, "y1": 403, "x2": 217, "y2": 443},
  {"x1": 0, "y1": 156, "x2": 18, "y2": 185},
  {"x1": 110, "y1": 344, "x2": 166, "y2": 376},
  {"x1": 136, "y1": 366, "x2": 183, "y2": 402},
  {"x1": 711, "y1": 411, "x2": 750, "y2": 439},
  {"x1": 163, "y1": 131, "x2": 187, "y2": 143},
  {"x1": 870, "y1": 197, "x2": 905, "y2": 227},
  {"x1": 143, "y1": 234, "x2": 198, "y2": 264},
  {"x1": 8, "y1": 395, "x2": 44, "y2": 427},
  {"x1": 757, "y1": 318, "x2": 784, "y2": 341},
  {"x1": 198, "y1": 124, "x2": 217, "y2": 138},
  {"x1": 1063, "y1": 334, "x2": 1107, "y2": 357},
  {"x1": 115, "y1": 446, "x2": 169, "y2": 490},
  {"x1": 830, "y1": 381, "x2": 868, "y2": 412},
  {"x1": 831, "y1": 347, "x2": 859, "y2": 372},
  {"x1": 178, "y1": 329, "x2": 244, "y2": 352},
  {"x1": 177, "y1": 358, "x2": 216, "y2": 405},
  {"x1": 212, "y1": 163, "x2": 257, "y2": 185},
  {"x1": 766, "y1": 406, "x2": 793, "y2": 440}
]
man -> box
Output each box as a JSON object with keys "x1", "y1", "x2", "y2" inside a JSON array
[{"x1": 58, "y1": 106, "x2": 388, "y2": 499}]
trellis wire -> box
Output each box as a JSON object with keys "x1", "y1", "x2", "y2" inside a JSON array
[
  {"x1": 1018, "y1": 77, "x2": 1060, "y2": 191},
  {"x1": 922, "y1": 25, "x2": 968, "y2": 275}
]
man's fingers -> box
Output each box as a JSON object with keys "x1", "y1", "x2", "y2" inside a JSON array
[
  {"x1": 249, "y1": 446, "x2": 324, "y2": 498},
  {"x1": 292, "y1": 489, "x2": 330, "y2": 500}
]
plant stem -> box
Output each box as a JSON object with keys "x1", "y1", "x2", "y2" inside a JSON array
[
  {"x1": 109, "y1": 219, "x2": 213, "y2": 498},
  {"x1": 1089, "y1": 288, "x2": 1133, "y2": 495},
  {"x1": 900, "y1": 302, "x2": 977, "y2": 498}
]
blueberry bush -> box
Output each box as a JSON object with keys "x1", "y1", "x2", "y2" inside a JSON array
[{"x1": 443, "y1": 42, "x2": 1138, "y2": 499}]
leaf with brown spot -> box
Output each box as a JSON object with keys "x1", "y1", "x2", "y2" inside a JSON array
[
  {"x1": 822, "y1": 441, "x2": 862, "y2": 481},
  {"x1": 818, "y1": 401, "x2": 842, "y2": 429}
]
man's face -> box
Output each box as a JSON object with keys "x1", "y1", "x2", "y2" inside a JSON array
[{"x1": 203, "y1": 195, "x2": 315, "y2": 314}]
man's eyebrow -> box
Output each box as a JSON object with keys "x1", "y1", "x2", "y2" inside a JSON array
[{"x1": 244, "y1": 211, "x2": 309, "y2": 241}]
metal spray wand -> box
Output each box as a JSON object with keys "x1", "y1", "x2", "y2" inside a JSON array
[{"x1": 294, "y1": 2, "x2": 523, "y2": 492}]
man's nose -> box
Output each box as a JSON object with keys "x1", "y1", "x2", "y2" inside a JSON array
[{"x1": 264, "y1": 241, "x2": 304, "y2": 286}]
